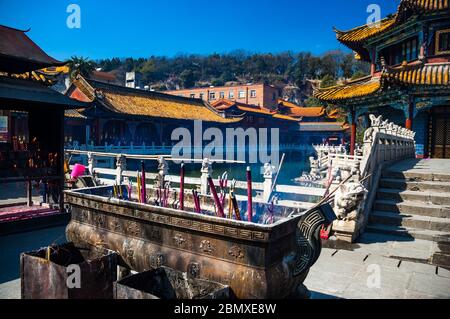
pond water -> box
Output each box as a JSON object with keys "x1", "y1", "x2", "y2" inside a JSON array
[{"x1": 124, "y1": 151, "x2": 312, "y2": 185}]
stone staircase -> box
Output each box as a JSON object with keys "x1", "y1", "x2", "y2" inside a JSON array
[{"x1": 366, "y1": 162, "x2": 450, "y2": 266}]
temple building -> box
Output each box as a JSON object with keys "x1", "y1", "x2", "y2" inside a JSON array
[
  {"x1": 211, "y1": 99, "x2": 349, "y2": 145},
  {"x1": 0, "y1": 25, "x2": 89, "y2": 215},
  {"x1": 65, "y1": 75, "x2": 241, "y2": 148},
  {"x1": 315, "y1": 0, "x2": 450, "y2": 158}
]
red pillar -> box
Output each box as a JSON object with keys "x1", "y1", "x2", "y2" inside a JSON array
[
  {"x1": 350, "y1": 109, "x2": 356, "y2": 156},
  {"x1": 405, "y1": 101, "x2": 413, "y2": 130}
]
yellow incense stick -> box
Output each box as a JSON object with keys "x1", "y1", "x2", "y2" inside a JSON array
[
  {"x1": 228, "y1": 190, "x2": 233, "y2": 219},
  {"x1": 46, "y1": 246, "x2": 51, "y2": 262},
  {"x1": 113, "y1": 184, "x2": 117, "y2": 198},
  {"x1": 137, "y1": 171, "x2": 141, "y2": 203}
]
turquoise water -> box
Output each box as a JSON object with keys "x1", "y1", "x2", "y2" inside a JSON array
[{"x1": 125, "y1": 151, "x2": 311, "y2": 185}]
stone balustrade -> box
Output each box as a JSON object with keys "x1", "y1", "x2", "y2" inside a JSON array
[{"x1": 330, "y1": 114, "x2": 416, "y2": 242}]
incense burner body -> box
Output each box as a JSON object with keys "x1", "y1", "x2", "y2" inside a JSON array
[{"x1": 65, "y1": 186, "x2": 333, "y2": 299}]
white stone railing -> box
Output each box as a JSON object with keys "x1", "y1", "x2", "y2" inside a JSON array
[
  {"x1": 329, "y1": 114, "x2": 416, "y2": 242},
  {"x1": 65, "y1": 150, "x2": 325, "y2": 210}
]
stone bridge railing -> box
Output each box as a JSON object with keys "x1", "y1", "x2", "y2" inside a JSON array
[{"x1": 311, "y1": 114, "x2": 416, "y2": 242}]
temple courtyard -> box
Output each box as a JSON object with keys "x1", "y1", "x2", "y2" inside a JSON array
[{"x1": 1, "y1": 159, "x2": 449, "y2": 299}]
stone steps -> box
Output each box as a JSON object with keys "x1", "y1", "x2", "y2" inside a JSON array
[
  {"x1": 368, "y1": 165, "x2": 450, "y2": 247},
  {"x1": 376, "y1": 188, "x2": 450, "y2": 206},
  {"x1": 373, "y1": 199, "x2": 450, "y2": 218},
  {"x1": 370, "y1": 210, "x2": 450, "y2": 232},
  {"x1": 381, "y1": 170, "x2": 450, "y2": 182},
  {"x1": 379, "y1": 178, "x2": 450, "y2": 193},
  {"x1": 365, "y1": 223, "x2": 450, "y2": 243}
]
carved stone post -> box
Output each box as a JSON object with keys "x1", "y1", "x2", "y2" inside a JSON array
[
  {"x1": 87, "y1": 152, "x2": 96, "y2": 176},
  {"x1": 200, "y1": 158, "x2": 212, "y2": 195},
  {"x1": 262, "y1": 163, "x2": 276, "y2": 202},
  {"x1": 157, "y1": 156, "x2": 168, "y2": 189},
  {"x1": 116, "y1": 155, "x2": 126, "y2": 185}
]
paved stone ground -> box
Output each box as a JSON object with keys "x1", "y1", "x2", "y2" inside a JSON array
[
  {"x1": 0, "y1": 226, "x2": 67, "y2": 299},
  {"x1": 387, "y1": 158, "x2": 450, "y2": 176},
  {"x1": 1, "y1": 227, "x2": 449, "y2": 299},
  {"x1": 305, "y1": 232, "x2": 450, "y2": 299},
  {"x1": 0, "y1": 181, "x2": 40, "y2": 206}
]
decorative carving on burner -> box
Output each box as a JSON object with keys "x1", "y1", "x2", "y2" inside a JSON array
[
  {"x1": 173, "y1": 233, "x2": 186, "y2": 247},
  {"x1": 199, "y1": 240, "x2": 214, "y2": 254},
  {"x1": 94, "y1": 214, "x2": 105, "y2": 228},
  {"x1": 110, "y1": 219, "x2": 122, "y2": 232},
  {"x1": 293, "y1": 209, "x2": 326, "y2": 277},
  {"x1": 79, "y1": 210, "x2": 89, "y2": 222},
  {"x1": 150, "y1": 254, "x2": 164, "y2": 268},
  {"x1": 187, "y1": 263, "x2": 200, "y2": 278},
  {"x1": 126, "y1": 221, "x2": 141, "y2": 237},
  {"x1": 228, "y1": 245, "x2": 244, "y2": 259}
]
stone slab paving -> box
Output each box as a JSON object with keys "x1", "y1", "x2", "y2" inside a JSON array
[
  {"x1": 305, "y1": 232, "x2": 450, "y2": 299},
  {"x1": 0, "y1": 225, "x2": 66, "y2": 295}
]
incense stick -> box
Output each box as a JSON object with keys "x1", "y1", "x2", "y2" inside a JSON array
[
  {"x1": 179, "y1": 163, "x2": 185, "y2": 210},
  {"x1": 246, "y1": 167, "x2": 253, "y2": 222},
  {"x1": 207, "y1": 175, "x2": 225, "y2": 218}
]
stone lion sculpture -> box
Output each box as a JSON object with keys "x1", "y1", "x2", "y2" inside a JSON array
[{"x1": 333, "y1": 182, "x2": 368, "y2": 221}]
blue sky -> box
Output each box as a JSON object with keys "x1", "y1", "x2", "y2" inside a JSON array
[{"x1": 0, "y1": 0, "x2": 400, "y2": 60}]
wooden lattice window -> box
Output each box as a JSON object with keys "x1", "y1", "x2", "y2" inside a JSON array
[{"x1": 435, "y1": 29, "x2": 450, "y2": 55}]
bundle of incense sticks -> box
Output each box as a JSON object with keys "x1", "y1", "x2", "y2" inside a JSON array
[
  {"x1": 207, "y1": 175, "x2": 225, "y2": 218},
  {"x1": 141, "y1": 161, "x2": 147, "y2": 204},
  {"x1": 179, "y1": 163, "x2": 185, "y2": 210},
  {"x1": 246, "y1": 166, "x2": 253, "y2": 222}
]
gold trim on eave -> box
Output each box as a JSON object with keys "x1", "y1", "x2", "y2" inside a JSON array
[{"x1": 314, "y1": 77, "x2": 382, "y2": 102}]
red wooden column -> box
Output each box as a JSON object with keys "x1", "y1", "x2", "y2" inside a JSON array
[
  {"x1": 350, "y1": 108, "x2": 356, "y2": 156},
  {"x1": 405, "y1": 101, "x2": 413, "y2": 130}
]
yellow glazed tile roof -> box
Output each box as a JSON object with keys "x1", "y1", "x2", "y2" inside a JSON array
[
  {"x1": 335, "y1": 15, "x2": 398, "y2": 44},
  {"x1": 334, "y1": 0, "x2": 449, "y2": 61},
  {"x1": 314, "y1": 76, "x2": 382, "y2": 102},
  {"x1": 277, "y1": 99, "x2": 326, "y2": 117},
  {"x1": 400, "y1": 0, "x2": 449, "y2": 11},
  {"x1": 383, "y1": 63, "x2": 450, "y2": 85},
  {"x1": 65, "y1": 109, "x2": 87, "y2": 119},
  {"x1": 72, "y1": 77, "x2": 240, "y2": 123}
]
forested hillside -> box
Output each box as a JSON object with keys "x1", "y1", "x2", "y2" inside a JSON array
[{"x1": 95, "y1": 50, "x2": 370, "y2": 92}]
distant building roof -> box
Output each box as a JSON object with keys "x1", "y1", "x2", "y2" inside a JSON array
[
  {"x1": 0, "y1": 25, "x2": 65, "y2": 73},
  {"x1": 69, "y1": 76, "x2": 241, "y2": 123},
  {"x1": 211, "y1": 99, "x2": 301, "y2": 121},
  {"x1": 277, "y1": 99, "x2": 326, "y2": 117}
]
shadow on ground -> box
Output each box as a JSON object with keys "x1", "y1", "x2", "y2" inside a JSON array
[{"x1": 0, "y1": 226, "x2": 67, "y2": 284}]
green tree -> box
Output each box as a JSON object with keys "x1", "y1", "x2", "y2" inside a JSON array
[
  {"x1": 340, "y1": 53, "x2": 355, "y2": 79},
  {"x1": 320, "y1": 74, "x2": 337, "y2": 88},
  {"x1": 304, "y1": 96, "x2": 325, "y2": 107},
  {"x1": 67, "y1": 56, "x2": 95, "y2": 80},
  {"x1": 351, "y1": 70, "x2": 368, "y2": 80},
  {"x1": 180, "y1": 69, "x2": 195, "y2": 88}
]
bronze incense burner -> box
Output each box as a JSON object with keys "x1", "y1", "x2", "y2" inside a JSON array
[{"x1": 65, "y1": 185, "x2": 334, "y2": 299}]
